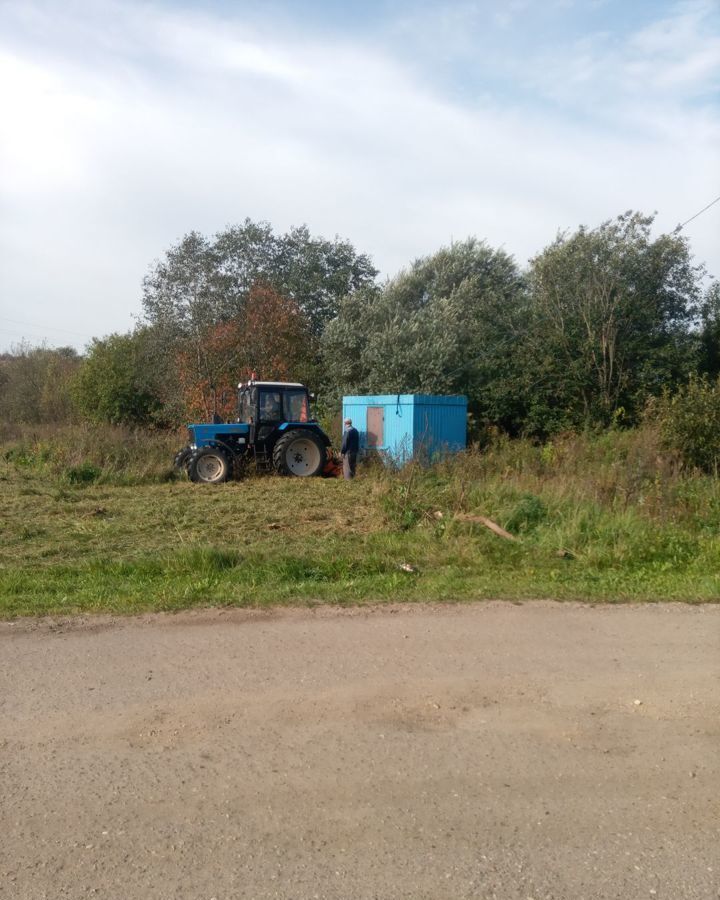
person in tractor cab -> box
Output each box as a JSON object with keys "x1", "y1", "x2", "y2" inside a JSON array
[
  {"x1": 260, "y1": 391, "x2": 282, "y2": 421},
  {"x1": 341, "y1": 418, "x2": 359, "y2": 479}
]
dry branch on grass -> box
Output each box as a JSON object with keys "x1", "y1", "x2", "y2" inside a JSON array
[{"x1": 454, "y1": 513, "x2": 519, "y2": 542}]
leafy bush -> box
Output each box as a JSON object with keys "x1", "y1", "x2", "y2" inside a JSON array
[
  {"x1": 72, "y1": 332, "x2": 165, "y2": 427},
  {"x1": 64, "y1": 462, "x2": 101, "y2": 485},
  {"x1": 3, "y1": 443, "x2": 53, "y2": 469},
  {"x1": 505, "y1": 493, "x2": 548, "y2": 534},
  {"x1": 651, "y1": 376, "x2": 720, "y2": 473}
]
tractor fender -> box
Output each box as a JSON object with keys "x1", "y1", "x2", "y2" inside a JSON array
[{"x1": 276, "y1": 422, "x2": 332, "y2": 446}]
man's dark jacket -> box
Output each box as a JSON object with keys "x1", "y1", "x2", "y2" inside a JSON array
[{"x1": 341, "y1": 427, "x2": 359, "y2": 455}]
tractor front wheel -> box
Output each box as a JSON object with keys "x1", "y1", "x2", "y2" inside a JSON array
[
  {"x1": 188, "y1": 446, "x2": 232, "y2": 484},
  {"x1": 272, "y1": 430, "x2": 326, "y2": 477},
  {"x1": 173, "y1": 446, "x2": 193, "y2": 471}
]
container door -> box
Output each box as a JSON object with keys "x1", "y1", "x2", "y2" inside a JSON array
[{"x1": 366, "y1": 406, "x2": 384, "y2": 448}]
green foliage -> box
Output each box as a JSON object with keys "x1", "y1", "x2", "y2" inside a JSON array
[
  {"x1": 64, "y1": 462, "x2": 101, "y2": 485},
  {"x1": 321, "y1": 238, "x2": 523, "y2": 415},
  {"x1": 134, "y1": 220, "x2": 377, "y2": 423},
  {"x1": 3, "y1": 442, "x2": 54, "y2": 470},
  {"x1": 2, "y1": 210, "x2": 711, "y2": 446},
  {"x1": 142, "y1": 220, "x2": 377, "y2": 342},
  {"x1": 382, "y1": 479, "x2": 424, "y2": 530},
  {"x1": 505, "y1": 493, "x2": 548, "y2": 534},
  {"x1": 651, "y1": 375, "x2": 720, "y2": 473},
  {"x1": 2, "y1": 425, "x2": 720, "y2": 617},
  {"x1": 520, "y1": 211, "x2": 701, "y2": 434},
  {"x1": 72, "y1": 332, "x2": 166, "y2": 427},
  {"x1": 698, "y1": 281, "x2": 720, "y2": 378},
  {"x1": 322, "y1": 212, "x2": 705, "y2": 437}
]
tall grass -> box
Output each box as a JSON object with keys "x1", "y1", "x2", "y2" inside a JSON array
[
  {"x1": 381, "y1": 427, "x2": 720, "y2": 529},
  {"x1": 377, "y1": 428, "x2": 720, "y2": 601},
  {"x1": 1, "y1": 422, "x2": 183, "y2": 485},
  {"x1": 1, "y1": 423, "x2": 719, "y2": 615}
]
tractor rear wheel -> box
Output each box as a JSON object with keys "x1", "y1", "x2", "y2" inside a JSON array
[
  {"x1": 188, "y1": 446, "x2": 232, "y2": 484},
  {"x1": 272, "y1": 430, "x2": 326, "y2": 477}
]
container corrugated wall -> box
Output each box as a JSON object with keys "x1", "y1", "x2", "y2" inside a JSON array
[
  {"x1": 341, "y1": 394, "x2": 467, "y2": 464},
  {"x1": 412, "y1": 395, "x2": 467, "y2": 459}
]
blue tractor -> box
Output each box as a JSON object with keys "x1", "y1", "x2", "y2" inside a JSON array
[{"x1": 174, "y1": 380, "x2": 331, "y2": 484}]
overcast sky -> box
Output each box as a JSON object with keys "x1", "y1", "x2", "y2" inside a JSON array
[{"x1": 1, "y1": 0, "x2": 718, "y2": 352}]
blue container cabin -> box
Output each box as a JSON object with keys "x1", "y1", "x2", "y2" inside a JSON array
[{"x1": 341, "y1": 394, "x2": 467, "y2": 464}]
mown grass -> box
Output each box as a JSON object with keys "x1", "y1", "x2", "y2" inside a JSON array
[{"x1": 1, "y1": 424, "x2": 719, "y2": 617}]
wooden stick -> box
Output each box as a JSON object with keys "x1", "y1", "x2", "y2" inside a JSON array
[{"x1": 454, "y1": 513, "x2": 519, "y2": 542}]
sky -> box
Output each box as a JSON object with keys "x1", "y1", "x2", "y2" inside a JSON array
[{"x1": 0, "y1": 0, "x2": 719, "y2": 352}]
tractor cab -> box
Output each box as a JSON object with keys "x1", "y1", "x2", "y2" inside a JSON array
[{"x1": 237, "y1": 381, "x2": 311, "y2": 430}]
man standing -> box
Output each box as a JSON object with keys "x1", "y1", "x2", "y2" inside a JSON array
[{"x1": 341, "y1": 417, "x2": 359, "y2": 480}]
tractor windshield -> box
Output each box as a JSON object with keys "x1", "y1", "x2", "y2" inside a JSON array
[
  {"x1": 259, "y1": 390, "x2": 283, "y2": 422},
  {"x1": 284, "y1": 390, "x2": 310, "y2": 422}
]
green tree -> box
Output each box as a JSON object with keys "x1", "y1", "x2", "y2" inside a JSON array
[
  {"x1": 142, "y1": 220, "x2": 377, "y2": 339},
  {"x1": 140, "y1": 220, "x2": 376, "y2": 418},
  {"x1": 321, "y1": 238, "x2": 524, "y2": 426},
  {"x1": 72, "y1": 332, "x2": 164, "y2": 427},
  {"x1": 698, "y1": 281, "x2": 720, "y2": 378},
  {"x1": 520, "y1": 212, "x2": 702, "y2": 434}
]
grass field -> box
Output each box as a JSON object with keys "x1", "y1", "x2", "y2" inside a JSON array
[{"x1": 2, "y1": 424, "x2": 720, "y2": 616}]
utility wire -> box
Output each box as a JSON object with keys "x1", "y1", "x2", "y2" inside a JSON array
[
  {"x1": 0, "y1": 327, "x2": 63, "y2": 342},
  {"x1": 675, "y1": 194, "x2": 720, "y2": 231},
  {"x1": 0, "y1": 316, "x2": 94, "y2": 339}
]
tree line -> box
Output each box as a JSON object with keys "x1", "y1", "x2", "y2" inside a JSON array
[{"x1": 2, "y1": 212, "x2": 719, "y2": 439}]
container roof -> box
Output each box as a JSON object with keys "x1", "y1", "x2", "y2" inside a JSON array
[{"x1": 343, "y1": 394, "x2": 467, "y2": 405}]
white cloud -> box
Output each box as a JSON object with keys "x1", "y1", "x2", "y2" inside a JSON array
[
  {"x1": 523, "y1": 0, "x2": 720, "y2": 112},
  {"x1": 628, "y1": 0, "x2": 720, "y2": 89},
  {"x1": 0, "y1": 0, "x2": 718, "y2": 351}
]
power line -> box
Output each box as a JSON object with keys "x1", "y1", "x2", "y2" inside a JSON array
[
  {"x1": 0, "y1": 316, "x2": 94, "y2": 339},
  {"x1": 0, "y1": 327, "x2": 58, "y2": 341},
  {"x1": 0, "y1": 328, "x2": 85, "y2": 349},
  {"x1": 675, "y1": 194, "x2": 720, "y2": 231}
]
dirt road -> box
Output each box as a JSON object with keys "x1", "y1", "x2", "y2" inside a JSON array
[{"x1": 1, "y1": 602, "x2": 718, "y2": 900}]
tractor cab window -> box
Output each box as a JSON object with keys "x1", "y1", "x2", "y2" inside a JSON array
[
  {"x1": 284, "y1": 390, "x2": 310, "y2": 422},
  {"x1": 259, "y1": 390, "x2": 283, "y2": 422},
  {"x1": 238, "y1": 390, "x2": 252, "y2": 423}
]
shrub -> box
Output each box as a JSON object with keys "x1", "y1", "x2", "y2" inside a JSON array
[
  {"x1": 64, "y1": 462, "x2": 101, "y2": 485},
  {"x1": 650, "y1": 376, "x2": 720, "y2": 473},
  {"x1": 72, "y1": 332, "x2": 165, "y2": 427},
  {"x1": 505, "y1": 493, "x2": 548, "y2": 534}
]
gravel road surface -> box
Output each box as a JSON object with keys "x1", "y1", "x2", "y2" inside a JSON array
[{"x1": 1, "y1": 601, "x2": 718, "y2": 900}]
